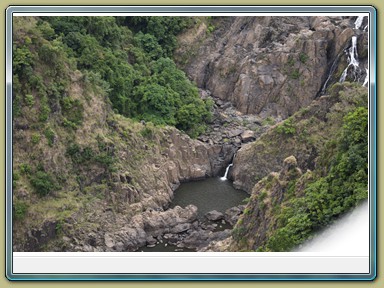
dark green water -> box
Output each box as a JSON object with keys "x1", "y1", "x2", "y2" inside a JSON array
[
  {"x1": 140, "y1": 177, "x2": 248, "y2": 252},
  {"x1": 170, "y1": 177, "x2": 248, "y2": 219}
]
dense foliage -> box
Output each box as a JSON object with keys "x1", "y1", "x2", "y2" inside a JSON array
[
  {"x1": 231, "y1": 84, "x2": 369, "y2": 252},
  {"x1": 263, "y1": 105, "x2": 368, "y2": 251},
  {"x1": 14, "y1": 16, "x2": 212, "y2": 137}
]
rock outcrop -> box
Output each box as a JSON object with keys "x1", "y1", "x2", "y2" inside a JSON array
[
  {"x1": 101, "y1": 205, "x2": 198, "y2": 252},
  {"x1": 176, "y1": 16, "x2": 368, "y2": 119},
  {"x1": 230, "y1": 83, "x2": 367, "y2": 192}
]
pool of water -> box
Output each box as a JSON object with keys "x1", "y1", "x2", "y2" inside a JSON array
[
  {"x1": 140, "y1": 177, "x2": 248, "y2": 252},
  {"x1": 169, "y1": 177, "x2": 248, "y2": 219}
]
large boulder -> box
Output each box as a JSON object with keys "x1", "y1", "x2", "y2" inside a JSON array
[{"x1": 205, "y1": 210, "x2": 224, "y2": 221}]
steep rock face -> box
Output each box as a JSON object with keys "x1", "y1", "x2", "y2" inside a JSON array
[
  {"x1": 230, "y1": 92, "x2": 338, "y2": 193},
  {"x1": 176, "y1": 16, "x2": 367, "y2": 118},
  {"x1": 216, "y1": 83, "x2": 368, "y2": 252},
  {"x1": 112, "y1": 126, "x2": 235, "y2": 212},
  {"x1": 230, "y1": 83, "x2": 368, "y2": 193},
  {"x1": 231, "y1": 156, "x2": 304, "y2": 251},
  {"x1": 12, "y1": 71, "x2": 234, "y2": 252}
]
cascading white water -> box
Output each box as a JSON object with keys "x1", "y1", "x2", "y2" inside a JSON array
[
  {"x1": 220, "y1": 163, "x2": 233, "y2": 181},
  {"x1": 354, "y1": 16, "x2": 365, "y2": 30},
  {"x1": 322, "y1": 16, "x2": 368, "y2": 93},
  {"x1": 339, "y1": 36, "x2": 360, "y2": 82},
  {"x1": 320, "y1": 54, "x2": 341, "y2": 94}
]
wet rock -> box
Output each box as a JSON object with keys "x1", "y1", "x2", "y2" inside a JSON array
[
  {"x1": 170, "y1": 223, "x2": 192, "y2": 234},
  {"x1": 164, "y1": 233, "x2": 180, "y2": 245},
  {"x1": 146, "y1": 235, "x2": 157, "y2": 245},
  {"x1": 225, "y1": 206, "x2": 243, "y2": 225},
  {"x1": 205, "y1": 210, "x2": 224, "y2": 221},
  {"x1": 182, "y1": 229, "x2": 232, "y2": 250}
]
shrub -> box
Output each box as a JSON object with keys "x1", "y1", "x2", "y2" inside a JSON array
[
  {"x1": 287, "y1": 56, "x2": 295, "y2": 67},
  {"x1": 60, "y1": 97, "x2": 84, "y2": 128},
  {"x1": 20, "y1": 163, "x2": 32, "y2": 174},
  {"x1": 258, "y1": 191, "x2": 267, "y2": 201},
  {"x1": 44, "y1": 128, "x2": 55, "y2": 146},
  {"x1": 299, "y1": 53, "x2": 309, "y2": 64},
  {"x1": 13, "y1": 172, "x2": 20, "y2": 188},
  {"x1": 14, "y1": 201, "x2": 29, "y2": 220},
  {"x1": 290, "y1": 69, "x2": 300, "y2": 79},
  {"x1": 260, "y1": 105, "x2": 368, "y2": 251},
  {"x1": 25, "y1": 94, "x2": 35, "y2": 107},
  {"x1": 39, "y1": 98, "x2": 50, "y2": 122},
  {"x1": 31, "y1": 133, "x2": 40, "y2": 145},
  {"x1": 30, "y1": 170, "x2": 57, "y2": 196},
  {"x1": 140, "y1": 126, "x2": 153, "y2": 139},
  {"x1": 262, "y1": 116, "x2": 275, "y2": 126},
  {"x1": 276, "y1": 119, "x2": 296, "y2": 135}
]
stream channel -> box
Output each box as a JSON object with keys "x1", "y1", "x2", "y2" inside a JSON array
[{"x1": 140, "y1": 176, "x2": 248, "y2": 252}]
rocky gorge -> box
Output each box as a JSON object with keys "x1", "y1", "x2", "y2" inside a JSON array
[{"x1": 12, "y1": 15, "x2": 369, "y2": 253}]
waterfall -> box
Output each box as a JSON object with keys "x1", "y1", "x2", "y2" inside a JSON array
[
  {"x1": 339, "y1": 36, "x2": 360, "y2": 83},
  {"x1": 320, "y1": 53, "x2": 341, "y2": 94},
  {"x1": 220, "y1": 163, "x2": 233, "y2": 181},
  {"x1": 220, "y1": 151, "x2": 238, "y2": 181},
  {"x1": 354, "y1": 16, "x2": 365, "y2": 30},
  {"x1": 322, "y1": 16, "x2": 368, "y2": 92}
]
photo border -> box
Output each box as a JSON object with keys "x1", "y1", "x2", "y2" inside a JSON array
[{"x1": 5, "y1": 5, "x2": 377, "y2": 281}]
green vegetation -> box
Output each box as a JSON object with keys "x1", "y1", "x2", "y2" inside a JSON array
[
  {"x1": 232, "y1": 83, "x2": 368, "y2": 252},
  {"x1": 44, "y1": 127, "x2": 55, "y2": 146},
  {"x1": 30, "y1": 169, "x2": 58, "y2": 197},
  {"x1": 25, "y1": 94, "x2": 35, "y2": 107},
  {"x1": 13, "y1": 172, "x2": 20, "y2": 188},
  {"x1": 32, "y1": 16, "x2": 210, "y2": 137},
  {"x1": 290, "y1": 69, "x2": 300, "y2": 80},
  {"x1": 262, "y1": 105, "x2": 367, "y2": 252},
  {"x1": 140, "y1": 125, "x2": 154, "y2": 139},
  {"x1": 287, "y1": 56, "x2": 295, "y2": 67},
  {"x1": 66, "y1": 138, "x2": 116, "y2": 173},
  {"x1": 19, "y1": 163, "x2": 32, "y2": 174},
  {"x1": 31, "y1": 133, "x2": 40, "y2": 145},
  {"x1": 276, "y1": 118, "x2": 296, "y2": 135},
  {"x1": 262, "y1": 116, "x2": 275, "y2": 126},
  {"x1": 299, "y1": 53, "x2": 308, "y2": 64},
  {"x1": 14, "y1": 201, "x2": 29, "y2": 220},
  {"x1": 60, "y1": 97, "x2": 84, "y2": 128}
]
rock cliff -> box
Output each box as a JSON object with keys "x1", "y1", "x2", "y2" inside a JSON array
[
  {"x1": 176, "y1": 16, "x2": 368, "y2": 119},
  {"x1": 203, "y1": 83, "x2": 368, "y2": 252}
]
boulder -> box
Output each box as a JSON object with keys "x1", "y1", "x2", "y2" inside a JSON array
[
  {"x1": 170, "y1": 223, "x2": 192, "y2": 234},
  {"x1": 146, "y1": 235, "x2": 157, "y2": 245},
  {"x1": 205, "y1": 210, "x2": 224, "y2": 221},
  {"x1": 240, "y1": 130, "x2": 255, "y2": 143},
  {"x1": 182, "y1": 229, "x2": 232, "y2": 250},
  {"x1": 225, "y1": 206, "x2": 243, "y2": 225},
  {"x1": 227, "y1": 129, "x2": 244, "y2": 138}
]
